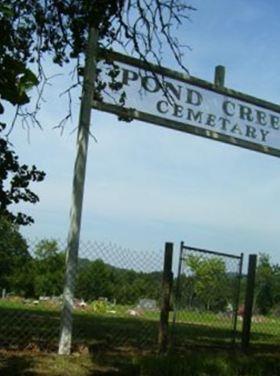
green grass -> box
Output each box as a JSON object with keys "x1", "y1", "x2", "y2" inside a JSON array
[
  {"x1": 0, "y1": 299, "x2": 280, "y2": 353},
  {"x1": 139, "y1": 351, "x2": 280, "y2": 376},
  {"x1": 1, "y1": 300, "x2": 280, "y2": 374},
  {"x1": 1, "y1": 349, "x2": 280, "y2": 375}
]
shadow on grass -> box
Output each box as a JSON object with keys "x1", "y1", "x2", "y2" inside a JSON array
[
  {"x1": 0, "y1": 353, "x2": 36, "y2": 376},
  {"x1": 0, "y1": 305, "x2": 61, "y2": 352},
  {"x1": 137, "y1": 351, "x2": 280, "y2": 376},
  {"x1": 0, "y1": 305, "x2": 279, "y2": 354},
  {"x1": 2, "y1": 348, "x2": 280, "y2": 376},
  {"x1": 1, "y1": 304, "x2": 280, "y2": 375}
]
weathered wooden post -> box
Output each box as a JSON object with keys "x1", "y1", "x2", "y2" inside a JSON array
[
  {"x1": 158, "y1": 242, "x2": 173, "y2": 354},
  {"x1": 58, "y1": 27, "x2": 99, "y2": 355},
  {"x1": 242, "y1": 254, "x2": 257, "y2": 351},
  {"x1": 214, "y1": 65, "x2": 226, "y2": 87}
]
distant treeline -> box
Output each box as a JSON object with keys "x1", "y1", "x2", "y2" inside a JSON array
[
  {"x1": 1, "y1": 217, "x2": 280, "y2": 314},
  {"x1": 0, "y1": 218, "x2": 162, "y2": 304}
]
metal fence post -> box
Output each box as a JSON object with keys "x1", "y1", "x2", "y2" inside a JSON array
[
  {"x1": 232, "y1": 252, "x2": 244, "y2": 345},
  {"x1": 158, "y1": 242, "x2": 173, "y2": 354},
  {"x1": 171, "y1": 241, "x2": 184, "y2": 344},
  {"x1": 242, "y1": 254, "x2": 257, "y2": 351}
]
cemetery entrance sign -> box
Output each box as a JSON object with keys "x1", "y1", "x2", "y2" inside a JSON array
[{"x1": 94, "y1": 50, "x2": 280, "y2": 158}]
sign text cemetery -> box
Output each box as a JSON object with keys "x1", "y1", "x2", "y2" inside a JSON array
[{"x1": 94, "y1": 51, "x2": 280, "y2": 158}]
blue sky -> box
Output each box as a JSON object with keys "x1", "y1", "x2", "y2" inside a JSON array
[{"x1": 6, "y1": 0, "x2": 280, "y2": 264}]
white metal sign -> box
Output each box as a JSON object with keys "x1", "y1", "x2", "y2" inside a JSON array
[{"x1": 94, "y1": 51, "x2": 280, "y2": 158}]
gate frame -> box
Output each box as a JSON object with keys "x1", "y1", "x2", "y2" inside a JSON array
[{"x1": 172, "y1": 241, "x2": 244, "y2": 346}]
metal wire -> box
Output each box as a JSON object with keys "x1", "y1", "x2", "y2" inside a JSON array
[{"x1": 0, "y1": 239, "x2": 163, "y2": 352}]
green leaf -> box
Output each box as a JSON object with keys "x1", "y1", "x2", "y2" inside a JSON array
[
  {"x1": 18, "y1": 69, "x2": 39, "y2": 94},
  {"x1": 0, "y1": 4, "x2": 13, "y2": 18}
]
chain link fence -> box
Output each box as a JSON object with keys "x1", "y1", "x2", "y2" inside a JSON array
[
  {"x1": 1, "y1": 238, "x2": 280, "y2": 353},
  {"x1": 172, "y1": 243, "x2": 243, "y2": 348},
  {"x1": 0, "y1": 239, "x2": 164, "y2": 352}
]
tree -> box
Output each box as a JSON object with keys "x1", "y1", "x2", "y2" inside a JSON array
[
  {"x1": 1, "y1": 0, "x2": 195, "y2": 222},
  {"x1": 185, "y1": 255, "x2": 229, "y2": 311},
  {"x1": 0, "y1": 3, "x2": 45, "y2": 225},
  {"x1": 0, "y1": 216, "x2": 33, "y2": 295},
  {"x1": 75, "y1": 259, "x2": 162, "y2": 305},
  {"x1": 1, "y1": 1, "x2": 195, "y2": 122},
  {"x1": 175, "y1": 273, "x2": 196, "y2": 309},
  {"x1": 33, "y1": 239, "x2": 65, "y2": 297},
  {"x1": 0, "y1": 124, "x2": 45, "y2": 225},
  {"x1": 255, "y1": 254, "x2": 274, "y2": 315},
  {"x1": 0, "y1": 4, "x2": 44, "y2": 226},
  {"x1": 0, "y1": 2, "x2": 45, "y2": 225},
  {"x1": 271, "y1": 264, "x2": 280, "y2": 307},
  {"x1": 76, "y1": 259, "x2": 114, "y2": 301}
]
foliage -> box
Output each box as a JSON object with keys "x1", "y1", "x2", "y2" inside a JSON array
[
  {"x1": 271, "y1": 264, "x2": 280, "y2": 305},
  {"x1": 0, "y1": 4, "x2": 45, "y2": 227},
  {"x1": 4, "y1": 234, "x2": 280, "y2": 319},
  {"x1": 0, "y1": 124, "x2": 45, "y2": 225},
  {"x1": 1, "y1": 235, "x2": 161, "y2": 304},
  {"x1": 255, "y1": 254, "x2": 275, "y2": 315},
  {"x1": 0, "y1": 216, "x2": 33, "y2": 294},
  {"x1": 1, "y1": 1, "x2": 194, "y2": 74},
  {"x1": 0, "y1": 3, "x2": 39, "y2": 112},
  {"x1": 0, "y1": 0, "x2": 195, "y2": 122},
  {"x1": 0, "y1": 234, "x2": 66, "y2": 297},
  {"x1": 90, "y1": 299, "x2": 110, "y2": 314},
  {"x1": 76, "y1": 259, "x2": 114, "y2": 301},
  {"x1": 1, "y1": 1, "x2": 195, "y2": 224},
  {"x1": 185, "y1": 255, "x2": 229, "y2": 311},
  {"x1": 76, "y1": 258, "x2": 161, "y2": 304},
  {"x1": 33, "y1": 239, "x2": 65, "y2": 297}
]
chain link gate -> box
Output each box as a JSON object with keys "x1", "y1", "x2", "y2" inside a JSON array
[{"x1": 172, "y1": 242, "x2": 243, "y2": 348}]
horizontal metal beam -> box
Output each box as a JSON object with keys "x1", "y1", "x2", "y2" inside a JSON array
[{"x1": 181, "y1": 244, "x2": 242, "y2": 260}]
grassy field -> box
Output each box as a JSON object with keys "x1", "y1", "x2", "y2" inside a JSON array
[
  {"x1": 1, "y1": 348, "x2": 280, "y2": 375},
  {"x1": 1, "y1": 299, "x2": 280, "y2": 374},
  {"x1": 0, "y1": 299, "x2": 280, "y2": 351}
]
